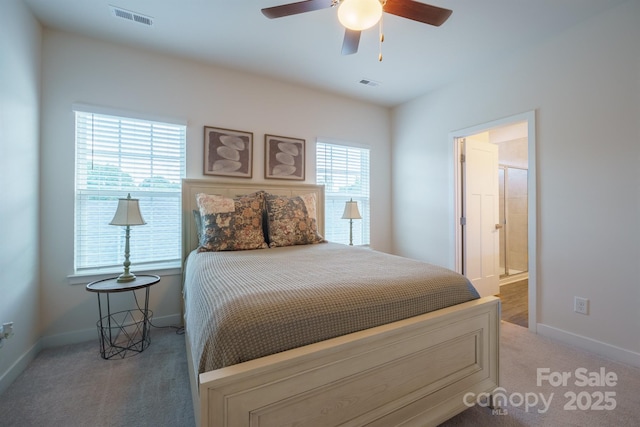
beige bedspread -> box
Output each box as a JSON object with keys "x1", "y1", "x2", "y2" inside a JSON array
[{"x1": 183, "y1": 243, "x2": 479, "y2": 375}]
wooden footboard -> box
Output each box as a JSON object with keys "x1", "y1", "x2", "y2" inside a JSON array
[{"x1": 187, "y1": 296, "x2": 500, "y2": 427}]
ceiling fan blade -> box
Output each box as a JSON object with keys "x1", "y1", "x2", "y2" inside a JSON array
[
  {"x1": 341, "y1": 29, "x2": 361, "y2": 55},
  {"x1": 262, "y1": 0, "x2": 334, "y2": 19},
  {"x1": 383, "y1": 0, "x2": 452, "y2": 26}
]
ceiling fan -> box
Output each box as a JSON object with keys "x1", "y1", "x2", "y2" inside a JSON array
[{"x1": 262, "y1": 0, "x2": 452, "y2": 56}]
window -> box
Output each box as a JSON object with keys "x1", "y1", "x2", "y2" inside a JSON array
[
  {"x1": 316, "y1": 141, "x2": 370, "y2": 245},
  {"x1": 74, "y1": 107, "x2": 186, "y2": 272}
]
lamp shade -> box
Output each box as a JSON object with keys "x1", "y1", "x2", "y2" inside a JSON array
[
  {"x1": 337, "y1": 0, "x2": 383, "y2": 31},
  {"x1": 109, "y1": 194, "x2": 146, "y2": 226},
  {"x1": 342, "y1": 199, "x2": 362, "y2": 220}
]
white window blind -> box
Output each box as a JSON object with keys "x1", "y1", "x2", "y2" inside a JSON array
[
  {"x1": 316, "y1": 141, "x2": 370, "y2": 245},
  {"x1": 74, "y1": 109, "x2": 186, "y2": 272}
]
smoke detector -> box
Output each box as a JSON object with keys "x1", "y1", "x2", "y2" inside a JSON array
[{"x1": 109, "y1": 5, "x2": 154, "y2": 26}]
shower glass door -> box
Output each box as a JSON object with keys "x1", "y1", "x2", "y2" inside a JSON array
[
  {"x1": 498, "y1": 168, "x2": 507, "y2": 277},
  {"x1": 498, "y1": 166, "x2": 528, "y2": 278}
]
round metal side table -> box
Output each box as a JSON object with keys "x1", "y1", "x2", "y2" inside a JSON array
[{"x1": 86, "y1": 274, "x2": 160, "y2": 359}]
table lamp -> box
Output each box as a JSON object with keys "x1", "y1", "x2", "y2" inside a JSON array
[
  {"x1": 341, "y1": 198, "x2": 362, "y2": 246},
  {"x1": 110, "y1": 193, "x2": 146, "y2": 282}
]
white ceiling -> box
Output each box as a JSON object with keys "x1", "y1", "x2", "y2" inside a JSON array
[{"x1": 23, "y1": 0, "x2": 627, "y2": 107}]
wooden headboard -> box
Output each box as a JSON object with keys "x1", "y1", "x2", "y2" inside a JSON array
[{"x1": 181, "y1": 179, "x2": 325, "y2": 259}]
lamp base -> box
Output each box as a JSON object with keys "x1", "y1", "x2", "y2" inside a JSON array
[
  {"x1": 349, "y1": 219, "x2": 354, "y2": 246},
  {"x1": 116, "y1": 272, "x2": 136, "y2": 283}
]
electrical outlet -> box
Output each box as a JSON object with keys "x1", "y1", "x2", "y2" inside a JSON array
[
  {"x1": 574, "y1": 297, "x2": 589, "y2": 315},
  {"x1": 2, "y1": 322, "x2": 13, "y2": 335},
  {"x1": 0, "y1": 322, "x2": 14, "y2": 348}
]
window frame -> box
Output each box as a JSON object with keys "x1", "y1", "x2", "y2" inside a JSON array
[
  {"x1": 71, "y1": 104, "x2": 186, "y2": 279},
  {"x1": 316, "y1": 139, "x2": 371, "y2": 246}
]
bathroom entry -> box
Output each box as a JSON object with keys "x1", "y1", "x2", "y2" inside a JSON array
[
  {"x1": 461, "y1": 123, "x2": 529, "y2": 285},
  {"x1": 453, "y1": 111, "x2": 536, "y2": 330}
]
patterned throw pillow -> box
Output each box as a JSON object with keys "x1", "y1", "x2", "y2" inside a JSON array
[
  {"x1": 196, "y1": 191, "x2": 268, "y2": 252},
  {"x1": 265, "y1": 192, "x2": 325, "y2": 248}
]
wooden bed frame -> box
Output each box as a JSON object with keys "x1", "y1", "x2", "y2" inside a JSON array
[{"x1": 182, "y1": 179, "x2": 500, "y2": 427}]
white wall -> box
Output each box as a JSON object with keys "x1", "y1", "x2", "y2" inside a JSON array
[
  {"x1": 391, "y1": 1, "x2": 640, "y2": 364},
  {"x1": 0, "y1": 0, "x2": 42, "y2": 393},
  {"x1": 39, "y1": 29, "x2": 392, "y2": 342}
]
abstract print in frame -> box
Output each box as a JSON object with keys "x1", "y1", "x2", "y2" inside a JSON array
[
  {"x1": 204, "y1": 126, "x2": 253, "y2": 178},
  {"x1": 264, "y1": 134, "x2": 305, "y2": 181}
]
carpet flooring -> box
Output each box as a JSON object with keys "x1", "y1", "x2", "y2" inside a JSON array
[
  {"x1": 440, "y1": 322, "x2": 640, "y2": 426},
  {"x1": 2, "y1": 321, "x2": 639, "y2": 426},
  {"x1": 0, "y1": 327, "x2": 194, "y2": 427}
]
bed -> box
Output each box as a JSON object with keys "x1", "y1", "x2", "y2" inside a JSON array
[{"x1": 182, "y1": 179, "x2": 500, "y2": 427}]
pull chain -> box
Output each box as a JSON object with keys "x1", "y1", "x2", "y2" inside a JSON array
[{"x1": 378, "y1": 13, "x2": 384, "y2": 62}]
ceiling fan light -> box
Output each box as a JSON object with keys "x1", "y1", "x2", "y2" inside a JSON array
[{"x1": 338, "y1": 0, "x2": 383, "y2": 31}]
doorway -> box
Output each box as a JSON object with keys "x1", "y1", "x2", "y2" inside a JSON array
[{"x1": 451, "y1": 111, "x2": 537, "y2": 331}]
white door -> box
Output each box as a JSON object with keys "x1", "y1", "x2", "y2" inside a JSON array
[{"x1": 462, "y1": 139, "x2": 500, "y2": 296}]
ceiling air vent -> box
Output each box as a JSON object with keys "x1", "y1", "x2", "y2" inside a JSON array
[
  {"x1": 359, "y1": 79, "x2": 381, "y2": 88},
  {"x1": 109, "y1": 5, "x2": 153, "y2": 27}
]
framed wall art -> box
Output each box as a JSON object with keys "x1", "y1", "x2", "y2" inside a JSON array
[
  {"x1": 203, "y1": 126, "x2": 253, "y2": 178},
  {"x1": 264, "y1": 134, "x2": 305, "y2": 181}
]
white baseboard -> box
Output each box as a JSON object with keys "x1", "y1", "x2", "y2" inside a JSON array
[
  {"x1": 41, "y1": 326, "x2": 98, "y2": 348},
  {"x1": 537, "y1": 323, "x2": 640, "y2": 368},
  {"x1": 41, "y1": 313, "x2": 183, "y2": 348},
  {"x1": 0, "y1": 340, "x2": 42, "y2": 396}
]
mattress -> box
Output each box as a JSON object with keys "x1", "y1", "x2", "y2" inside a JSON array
[{"x1": 183, "y1": 242, "x2": 479, "y2": 375}]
